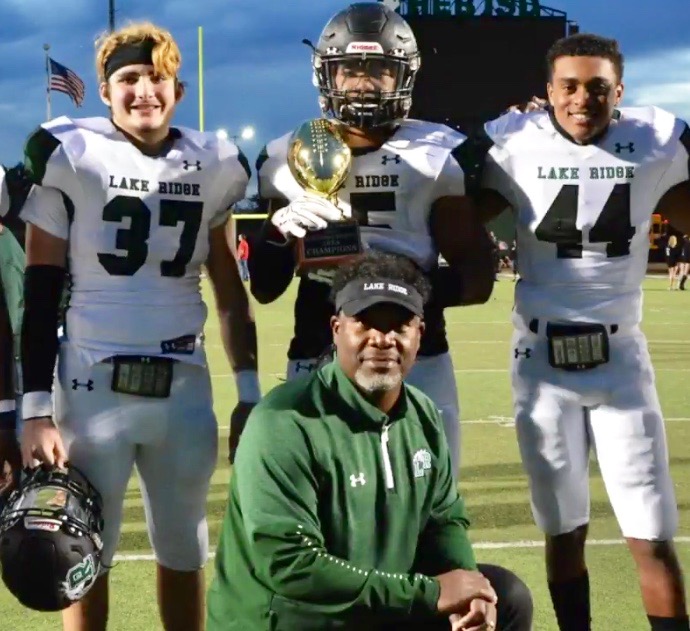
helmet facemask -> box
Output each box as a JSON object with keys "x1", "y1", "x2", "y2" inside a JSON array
[{"x1": 315, "y1": 50, "x2": 420, "y2": 129}]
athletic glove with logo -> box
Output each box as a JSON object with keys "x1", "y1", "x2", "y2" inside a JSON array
[{"x1": 270, "y1": 193, "x2": 342, "y2": 240}]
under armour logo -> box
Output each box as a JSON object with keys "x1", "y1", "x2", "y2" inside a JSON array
[
  {"x1": 71, "y1": 379, "x2": 94, "y2": 391},
  {"x1": 514, "y1": 348, "x2": 532, "y2": 359},
  {"x1": 350, "y1": 472, "x2": 366, "y2": 487},
  {"x1": 381, "y1": 154, "x2": 401, "y2": 165},
  {"x1": 614, "y1": 142, "x2": 634, "y2": 154},
  {"x1": 182, "y1": 160, "x2": 202, "y2": 171},
  {"x1": 295, "y1": 361, "x2": 316, "y2": 374}
]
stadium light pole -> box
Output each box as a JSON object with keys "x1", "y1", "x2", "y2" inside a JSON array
[{"x1": 109, "y1": 0, "x2": 116, "y2": 32}]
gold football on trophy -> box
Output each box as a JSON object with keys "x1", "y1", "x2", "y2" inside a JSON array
[
  {"x1": 286, "y1": 119, "x2": 361, "y2": 273},
  {"x1": 287, "y1": 118, "x2": 352, "y2": 202}
]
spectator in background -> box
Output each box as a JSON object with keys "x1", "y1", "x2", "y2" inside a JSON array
[
  {"x1": 679, "y1": 235, "x2": 690, "y2": 291},
  {"x1": 237, "y1": 234, "x2": 250, "y2": 282},
  {"x1": 666, "y1": 235, "x2": 680, "y2": 290},
  {"x1": 510, "y1": 239, "x2": 519, "y2": 281},
  {"x1": 490, "y1": 231, "x2": 500, "y2": 279},
  {"x1": 497, "y1": 240, "x2": 511, "y2": 272},
  {"x1": 0, "y1": 163, "x2": 31, "y2": 247}
]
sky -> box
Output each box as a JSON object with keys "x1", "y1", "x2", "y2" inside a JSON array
[{"x1": 0, "y1": 0, "x2": 689, "y2": 178}]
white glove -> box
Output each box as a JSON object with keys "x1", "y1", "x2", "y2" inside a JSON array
[{"x1": 270, "y1": 194, "x2": 342, "y2": 240}]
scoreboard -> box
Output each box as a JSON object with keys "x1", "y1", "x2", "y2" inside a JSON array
[
  {"x1": 407, "y1": 16, "x2": 573, "y2": 133},
  {"x1": 404, "y1": 14, "x2": 572, "y2": 241}
]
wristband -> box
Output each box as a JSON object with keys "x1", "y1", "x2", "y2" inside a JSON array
[
  {"x1": 22, "y1": 391, "x2": 53, "y2": 420},
  {"x1": 0, "y1": 400, "x2": 16, "y2": 430},
  {"x1": 234, "y1": 370, "x2": 261, "y2": 403}
]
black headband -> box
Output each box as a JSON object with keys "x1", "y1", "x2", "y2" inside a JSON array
[
  {"x1": 104, "y1": 39, "x2": 156, "y2": 80},
  {"x1": 334, "y1": 278, "x2": 424, "y2": 317}
]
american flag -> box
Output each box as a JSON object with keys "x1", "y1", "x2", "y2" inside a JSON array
[{"x1": 49, "y1": 58, "x2": 85, "y2": 107}]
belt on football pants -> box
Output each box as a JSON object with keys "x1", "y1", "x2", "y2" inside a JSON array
[
  {"x1": 103, "y1": 355, "x2": 176, "y2": 398},
  {"x1": 528, "y1": 318, "x2": 619, "y2": 336},
  {"x1": 527, "y1": 319, "x2": 616, "y2": 372}
]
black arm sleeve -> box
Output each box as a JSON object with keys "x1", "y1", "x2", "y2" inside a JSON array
[
  {"x1": 21, "y1": 264, "x2": 64, "y2": 393},
  {"x1": 451, "y1": 127, "x2": 494, "y2": 198},
  {"x1": 247, "y1": 210, "x2": 296, "y2": 304}
]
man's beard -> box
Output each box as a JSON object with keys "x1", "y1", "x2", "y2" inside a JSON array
[{"x1": 354, "y1": 368, "x2": 402, "y2": 394}]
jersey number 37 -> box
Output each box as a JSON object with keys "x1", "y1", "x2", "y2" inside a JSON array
[{"x1": 98, "y1": 196, "x2": 203, "y2": 277}]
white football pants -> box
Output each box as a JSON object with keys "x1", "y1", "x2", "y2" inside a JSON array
[
  {"x1": 53, "y1": 342, "x2": 218, "y2": 571},
  {"x1": 511, "y1": 321, "x2": 678, "y2": 540}
]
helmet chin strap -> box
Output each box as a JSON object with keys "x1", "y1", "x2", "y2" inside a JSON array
[{"x1": 339, "y1": 98, "x2": 398, "y2": 129}]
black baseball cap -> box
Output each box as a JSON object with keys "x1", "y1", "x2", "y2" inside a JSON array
[{"x1": 334, "y1": 278, "x2": 424, "y2": 317}]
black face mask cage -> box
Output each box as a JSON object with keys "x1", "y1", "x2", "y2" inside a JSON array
[
  {"x1": 0, "y1": 467, "x2": 103, "y2": 547},
  {"x1": 315, "y1": 53, "x2": 418, "y2": 128}
]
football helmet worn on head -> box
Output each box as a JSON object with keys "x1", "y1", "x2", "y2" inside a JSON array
[
  {"x1": 0, "y1": 465, "x2": 104, "y2": 611},
  {"x1": 311, "y1": 2, "x2": 420, "y2": 128}
]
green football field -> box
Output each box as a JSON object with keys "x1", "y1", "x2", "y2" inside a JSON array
[{"x1": 1, "y1": 275, "x2": 689, "y2": 630}]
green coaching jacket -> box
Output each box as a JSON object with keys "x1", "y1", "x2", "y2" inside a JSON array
[
  {"x1": 0, "y1": 226, "x2": 25, "y2": 353},
  {"x1": 207, "y1": 361, "x2": 477, "y2": 630}
]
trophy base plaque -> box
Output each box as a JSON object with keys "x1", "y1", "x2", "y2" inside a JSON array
[{"x1": 296, "y1": 220, "x2": 362, "y2": 273}]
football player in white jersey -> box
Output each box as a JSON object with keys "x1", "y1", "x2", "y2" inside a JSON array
[
  {"x1": 477, "y1": 33, "x2": 690, "y2": 631},
  {"x1": 247, "y1": 2, "x2": 495, "y2": 476},
  {"x1": 18, "y1": 23, "x2": 259, "y2": 631}
]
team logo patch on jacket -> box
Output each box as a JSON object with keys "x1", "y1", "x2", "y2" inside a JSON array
[{"x1": 412, "y1": 449, "x2": 432, "y2": 478}]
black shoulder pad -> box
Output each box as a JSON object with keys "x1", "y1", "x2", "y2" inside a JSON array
[
  {"x1": 256, "y1": 145, "x2": 272, "y2": 201},
  {"x1": 236, "y1": 149, "x2": 251, "y2": 181},
  {"x1": 255, "y1": 145, "x2": 269, "y2": 176},
  {"x1": 451, "y1": 128, "x2": 495, "y2": 196},
  {"x1": 678, "y1": 121, "x2": 690, "y2": 179},
  {"x1": 24, "y1": 126, "x2": 61, "y2": 185},
  {"x1": 679, "y1": 121, "x2": 690, "y2": 156}
]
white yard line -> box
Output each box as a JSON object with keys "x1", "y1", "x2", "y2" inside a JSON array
[
  {"x1": 113, "y1": 536, "x2": 690, "y2": 562},
  {"x1": 216, "y1": 417, "x2": 690, "y2": 431},
  {"x1": 245, "y1": 339, "x2": 689, "y2": 349},
  {"x1": 210, "y1": 366, "x2": 690, "y2": 380}
]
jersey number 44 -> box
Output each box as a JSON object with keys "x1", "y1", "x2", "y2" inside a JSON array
[{"x1": 535, "y1": 183, "x2": 635, "y2": 259}]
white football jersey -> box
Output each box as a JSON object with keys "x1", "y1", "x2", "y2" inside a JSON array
[
  {"x1": 21, "y1": 116, "x2": 249, "y2": 365},
  {"x1": 483, "y1": 107, "x2": 690, "y2": 326},
  {"x1": 259, "y1": 119, "x2": 467, "y2": 272},
  {"x1": 0, "y1": 165, "x2": 8, "y2": 218}
]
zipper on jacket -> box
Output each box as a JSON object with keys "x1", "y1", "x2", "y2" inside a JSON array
[{"x1": 381, "y1": 424, "x2": 394, "y2": 490}]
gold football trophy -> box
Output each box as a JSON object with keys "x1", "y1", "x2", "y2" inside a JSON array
[{"x1": 287, "y1": 118, "x2": 362, "y2": 272}]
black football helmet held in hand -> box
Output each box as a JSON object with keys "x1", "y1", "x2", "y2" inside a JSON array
[
  {"x1": 0, "y1": 465, "x2": 104, "y2": 611},
  {"x1": 310, "y1": 2, "x2": 420, "y2": 128}
]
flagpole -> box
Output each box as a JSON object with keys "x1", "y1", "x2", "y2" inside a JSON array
[
  {"x1": 198, "y1": 26, "x2": 204, "y2": 132},
  {"x1": 109, "y1": 0, "x2": 116, "y2": 32},
  {"x1": 43, "y1": 43, "x2": 51, "y2": 121}
]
